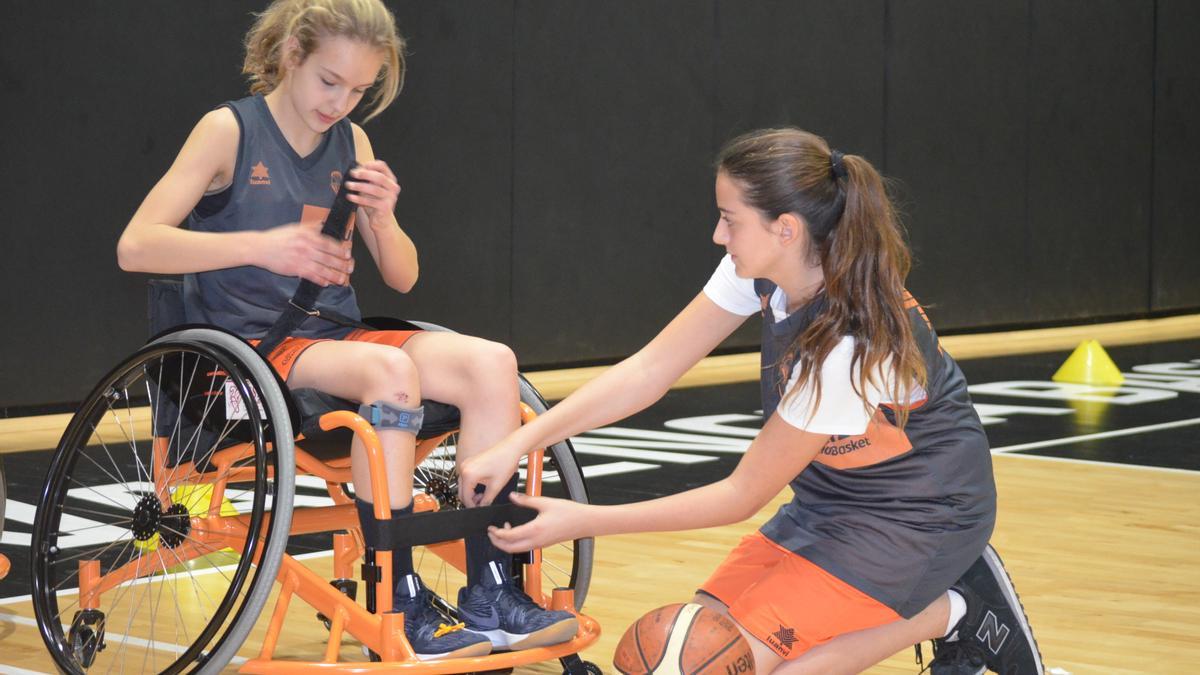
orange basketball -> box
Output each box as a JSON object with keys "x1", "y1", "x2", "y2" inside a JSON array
[{"x1": 613, "y1": 603, "x2": 755, "y2": 675}]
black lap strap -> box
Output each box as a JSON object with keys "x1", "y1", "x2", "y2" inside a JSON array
[
  {"x1": 363, "y1": 503, "x2": 537, "y2": 550},
  {"x1": 255, "y1": 161, "x2": 367, "y2": 359}
]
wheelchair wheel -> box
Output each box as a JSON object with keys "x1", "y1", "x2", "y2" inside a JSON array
[
  {"x1": 406, "y1": 323, "x2": 593, "y2": 611},
  {"x1": 32, "y1": 328, "x2": 295, "y2": 674}
]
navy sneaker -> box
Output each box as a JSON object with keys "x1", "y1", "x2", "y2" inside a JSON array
[
  {"x1": 457, "y1": 561, "x2": 578, "y2": 650},
  {"x1": 928, "y1": 545, "x2": 1044, "y2": 675},
  {"x1": 393, "y1": 573, "x2": 492, "y2": 660}
]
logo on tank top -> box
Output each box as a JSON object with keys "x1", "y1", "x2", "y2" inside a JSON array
[
  {"x1": 330, "y1": 170, "x2": 343, "y2": 194},
  {"x1": 823, "y1": 434, "x2": 872, "y2": 456},
  {"x1": 250, "y1": 161, "x2": 271, "y2": 186}
]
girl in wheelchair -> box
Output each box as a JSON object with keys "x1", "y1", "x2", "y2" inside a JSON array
[
  {"x1": 463, "y1": 128, "x2": 1044, "y2": 674},
  {"x1": 116, "y1": 0, "x2": 574, "y2": 661}
]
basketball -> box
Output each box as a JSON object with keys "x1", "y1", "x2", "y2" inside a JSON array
[{"x1": 613, "y1": 603, "x2": 755, "y2": 675}]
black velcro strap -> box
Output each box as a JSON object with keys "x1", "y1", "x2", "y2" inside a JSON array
[
  {"x1": 254, "y1": 160, "x2": 361, "y2": 360},
  {"x1": 364, "y1": 504, "x2": 537, "y2": 550}
]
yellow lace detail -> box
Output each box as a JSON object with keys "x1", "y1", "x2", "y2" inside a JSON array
[{"x1": 433, "y1": 621, "x2": 466, "y2": 638}]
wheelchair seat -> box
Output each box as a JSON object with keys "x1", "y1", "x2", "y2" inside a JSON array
[{"x1": 148, "y1": 278, "x2": 462, "y2": 458}]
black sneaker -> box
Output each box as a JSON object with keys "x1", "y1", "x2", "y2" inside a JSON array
[
  {"x1": 928, "y1": 545, "x2": 1044, "y2": 675},
  {"x1": 457, "y1": 561, "x2": 578, "y2": 650},
  {"x1": 394, "y1": 574, "x2": 492, "y2": 660}
]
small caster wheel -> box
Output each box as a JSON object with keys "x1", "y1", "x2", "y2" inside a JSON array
[
  {"x1": 68, "y1": 609, "x2": 107, "y2": 668},
  {"x1": 561, "y1": 654, "x2": 601, "y2": 675},
  {"x1": 317, "y1": 578, "x2": 359, "y2": 630}
]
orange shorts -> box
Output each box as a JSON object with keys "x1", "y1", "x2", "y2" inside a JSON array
[
  {"x1": 251, "y1": 328, "x2": 421, "y2": 381},
  {"x1": 699, "y1": 532, "x2": 901, "y2": 660}
]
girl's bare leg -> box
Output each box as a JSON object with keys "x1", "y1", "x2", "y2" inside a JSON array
[{"x1": 288, "y1": 340, "x2": 421, "y2": 508}]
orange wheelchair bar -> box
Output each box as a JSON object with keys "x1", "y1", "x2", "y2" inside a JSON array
[{"x1": 79, "y1": 400, "x2": 600, "y2": 672}]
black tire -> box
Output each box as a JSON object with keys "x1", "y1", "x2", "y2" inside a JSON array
[
  {"x1": 407, "y1": 322, "x2": 593, "y2": 611},
  {"x1": 31, "y1": 328, "x2": 295, "y2": 674}
]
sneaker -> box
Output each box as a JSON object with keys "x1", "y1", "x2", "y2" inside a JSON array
[
  {"x1": 394, "y1": 574, "x2": 492, "y2": 660},
  {"x1": 928, "y1": 545, "x2": 1044, "y2": 675},
  {"x1": 457, "y1": 561, "x2": 579, "y2": 650}
]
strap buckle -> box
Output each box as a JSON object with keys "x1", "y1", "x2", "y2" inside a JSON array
[{"x1": 288, "y1": 300, "x2": 321, "y2": 318}]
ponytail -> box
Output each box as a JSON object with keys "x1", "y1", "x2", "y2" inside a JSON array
[{"x1": 717, "y1": 128, "x2": 925, "y2": 427}]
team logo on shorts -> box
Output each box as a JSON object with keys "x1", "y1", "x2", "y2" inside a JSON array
[
  {"x1": 767, "y1": 624, "x2": 797, "y2": 655},
  {"x1": 330, "y1": 170, "x2": 343, "y2": 194}
]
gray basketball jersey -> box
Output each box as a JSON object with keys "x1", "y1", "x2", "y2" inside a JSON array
[
  {"x1": 754, "y1": 280, "x2": 996, "y2": 618},
  {"x1": 183, "y1": 94, "x2": 362, "y2": 340}
]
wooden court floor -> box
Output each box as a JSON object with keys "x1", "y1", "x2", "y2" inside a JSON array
[{"x1": 1, "y1": 315, "x2": 1198, "y2": 673}]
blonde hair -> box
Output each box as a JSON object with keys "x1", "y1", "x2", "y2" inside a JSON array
[{"x1": 243, "y1": 0, "x2": 405, "y2": 122}]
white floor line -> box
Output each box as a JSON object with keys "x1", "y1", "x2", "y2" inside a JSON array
[
  {"x1": 0, "y1": 665, "x2": 53, "y2": 675},
  {"x1": 995, "y1": 450, "x2": 1200, "y2": 475},
  {"x1": 0, "y1": 610, "x2": 247, "y2": 666},
  {"x1": 992, "y1": 416, "x2": 1200, "y2": 453},
  {"x1": 0, "y1": 548, "x2": 336, "y2": 607}
]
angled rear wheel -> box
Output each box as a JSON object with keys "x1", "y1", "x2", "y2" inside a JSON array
[{"x1": 32, "y1": 329, "x2": 295, "y2": 674}]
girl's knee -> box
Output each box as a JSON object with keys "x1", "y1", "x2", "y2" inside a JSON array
[
  {"x1": 467, "y1": 340, "x2": 518, "y2": 381},
  {"x1": 364, "y1": 349, "x2": 420, "y2": 402}
]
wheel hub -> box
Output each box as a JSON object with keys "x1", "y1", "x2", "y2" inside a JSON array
[
  {"x1": 424, "y1": 476, "x2": 460, "y2": 509},
  {"x1": 130, "y1": 496, "x2": 191, "y2": 547},
  {"x1": 159, "y1": 502, "x2": 191, "y2": 548},
  {"x1": 131, "y1": 495, "x2": 161, "y2": 541}
]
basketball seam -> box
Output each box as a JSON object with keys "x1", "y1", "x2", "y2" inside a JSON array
[
  {"x1": 687, "y1": 633, "x2": 746, "y2": 675},
  {"x1": 647, "y1": 608, "x2": 685, "y2": 673},
  {"x1": 633, "y1": 619, "x2": 652, "y2": 674}
]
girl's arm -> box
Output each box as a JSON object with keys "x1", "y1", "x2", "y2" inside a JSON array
[
  {"x1": 459, "y1": 292, "x2": 748, "y2": 505},
  {"x1": 348, "y1": 124, "x2": 419, "y2": 293},
  {"x1": 487, "y1": 412, "x2": 829, "y2": 552},
  {"x1": 117, "y1": 109, "x2": 353, "y2": 285}
]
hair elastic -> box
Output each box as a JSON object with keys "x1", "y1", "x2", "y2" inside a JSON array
[{"x1": 829, "y1": 150, "x2": 848, "y2": 180}]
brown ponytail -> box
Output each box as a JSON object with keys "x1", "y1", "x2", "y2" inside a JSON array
[{"x1": 717, "y1": 128, "x2": 926, "y2": 426}]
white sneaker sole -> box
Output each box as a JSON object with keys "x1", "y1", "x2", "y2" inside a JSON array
[{"x1": 478, "y1": 617, "x2": 579, "y2": 650}]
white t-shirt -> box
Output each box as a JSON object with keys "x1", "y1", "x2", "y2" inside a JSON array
[{"x1": 702, "y1": 254, "x2": 907, "y2": 435}]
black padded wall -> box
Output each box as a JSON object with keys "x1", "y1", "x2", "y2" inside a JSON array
[
  {"x1": 1153, "y1": 0, "x2": 1200, "y2": 312},
  {"x1": 887, "y1": 1, "x2": 1031, "y2": 327},
  {"x1": 510, "y1": 1, "x2": 718, "y2": 364},
  {"x1": 1025, "y1": 0, "x2": 1155, "y2": 323},
  {"x1": 1, "y1": 1, "x2": 1197, "y2": 412}
]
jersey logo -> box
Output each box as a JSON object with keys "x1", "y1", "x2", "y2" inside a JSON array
[
  {"x1": 250, "y1": 161, "x2": 271, "y2": 186},
  {"x1": 767, "y1": 625, "x2": 797, "y2": 655},
  {"x1": 330, "y1": 170, "x2": 343, "y2": 194}
]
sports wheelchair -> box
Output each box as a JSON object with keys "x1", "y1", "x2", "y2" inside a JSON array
[{"x1": 30, "y1": 280, "x2": 601, "y2": 674}]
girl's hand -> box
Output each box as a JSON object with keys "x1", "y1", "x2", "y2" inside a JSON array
[
  {"x1": 258, "y1": 221, "x2": 354, "y2": 286},
  {"x1": 458, "y1": 443, "x2": 525, "y2": 507},
  {"x1": 346, "y1": 160, "x2": 401, "y2": 230},
  {"x1": 487, "y1": 492, "x2": 590, "y2": 553}
]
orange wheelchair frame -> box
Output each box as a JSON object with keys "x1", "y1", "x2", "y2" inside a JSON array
[{"x1": 30, "y1": 326, "x2": 600, "y2": 674}]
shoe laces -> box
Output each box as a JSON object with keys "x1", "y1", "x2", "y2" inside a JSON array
[
  {"x1": 928, "y1": 638, "x2": 987, "y2": 671},
  {"x1": 400, "y1": 583, "x2": 463, "y2": 637},
  {"x1": 433, "y1": 621, "x2": 466, "y2": 638}
]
